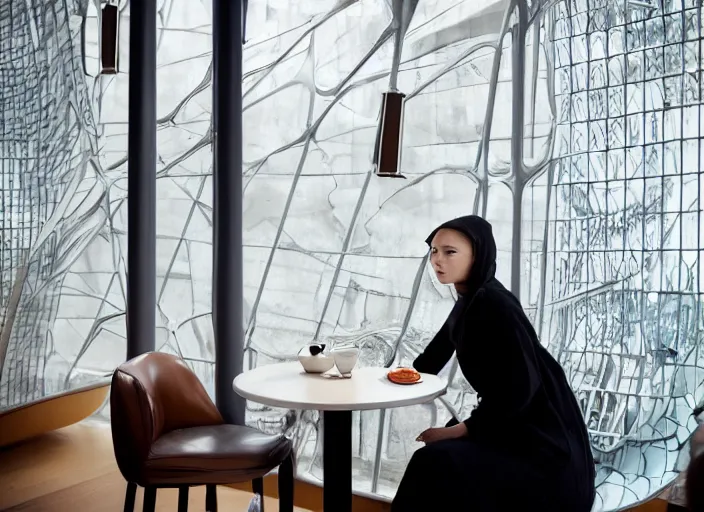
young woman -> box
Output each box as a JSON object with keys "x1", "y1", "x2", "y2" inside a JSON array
[{"x1": 391, "y1": 215, "x2": 595, "y2": 511}]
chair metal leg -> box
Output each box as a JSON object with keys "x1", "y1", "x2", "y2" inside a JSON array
[
  {"x1": 123, "y1": 482, "x2": 137, "y2": 512},
  {"x1": 252, "y1": 477, "x2": 264, "y2": 511},
  {"x1": 177, "y1": 486, "x2": 189, "y2": 512},
  {"x1": 143, "y1": 486, "x2": 157, "y2": 512},
  {"x1": 205, "y1": 484, "x2": 218, "y2": 512},
  {"x1": 277, "y1": 452, "x2": 295, "y2": 512}
]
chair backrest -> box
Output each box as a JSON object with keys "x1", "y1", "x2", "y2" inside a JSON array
[{"x1": 110, "y1": 351, "x2": 223, "y2": 482}]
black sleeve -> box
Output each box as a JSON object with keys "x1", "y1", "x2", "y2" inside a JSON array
[
  {"x1": 460, "y1": 293, "x2": 541, "y2": 437},
  {"x1": 412, "y1": 322, "x2": 455, "y2": 375}
]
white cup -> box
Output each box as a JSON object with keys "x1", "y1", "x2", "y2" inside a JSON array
[{"x1": 331, "y1": 347, "x2": 359, "y2": 376}]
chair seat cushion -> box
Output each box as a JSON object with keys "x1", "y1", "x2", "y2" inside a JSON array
[{"x1": 142, "y1": 424, "x2": 292, "y2": 485}]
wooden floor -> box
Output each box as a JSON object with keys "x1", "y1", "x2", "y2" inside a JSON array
[
  {"x1": 0, "y1": 420, "x2": 311, "y2": 512},
  {"x1": 0, "y1": 419, "x2": 675, "y2": 512}
]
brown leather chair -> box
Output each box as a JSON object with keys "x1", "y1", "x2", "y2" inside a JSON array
[{"x1": 110, "y1": 352, "x2": 294, "y2": 512}]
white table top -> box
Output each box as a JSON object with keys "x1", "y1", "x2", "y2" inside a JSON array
[{"x1": 232, "y1": 362, "x2": 447, "y2": 412}]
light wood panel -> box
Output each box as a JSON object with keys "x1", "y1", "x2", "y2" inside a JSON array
[
  {"x1": 0, "y1": 421, "x2": 309, "y2": 512},
  {"x1": 0, "y1": 381, "x2": 110, "y2": 448},
  {"x1": 228, "y1": 473, "x2": 391, "y2": 512},
  {"x1": 3, "y1": 470, "x2": 296, "y2": 512},
  {"x1": 0, "y1": 421, "x2": 117, "y2": 509}
]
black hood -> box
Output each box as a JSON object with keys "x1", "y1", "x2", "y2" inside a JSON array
[{"x1": 425, "y1": 215, "x2": 497, "y2": 299}]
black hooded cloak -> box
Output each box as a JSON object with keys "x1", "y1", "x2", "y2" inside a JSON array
[{"x1": 391, "y1": 216, "x2": 595, "y2": 512}]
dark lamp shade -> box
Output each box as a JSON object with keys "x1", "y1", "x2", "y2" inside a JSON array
[
  {"x1": 100, "y1": 3, "x2": 120, "y2": 75},
  {"x1": 372, "y1": 91, "x2": 407, "y2": 179}
]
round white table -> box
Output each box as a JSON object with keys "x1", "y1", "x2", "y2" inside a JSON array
[{"x1": 233, "y1": 362, "x2": 447, "y2": 512}]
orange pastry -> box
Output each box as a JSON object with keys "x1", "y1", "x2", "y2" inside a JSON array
[{"x1": 388, "y1": 367, "x2": 421, "y2": 384}]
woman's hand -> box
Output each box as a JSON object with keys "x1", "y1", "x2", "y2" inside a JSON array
[{"x1": 416, "y1": 423, "x2": 467, "y2": 444}]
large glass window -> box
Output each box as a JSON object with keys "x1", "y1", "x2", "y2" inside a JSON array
[{"x1": 1, "y1": 0, "x2": 702, "y2": 509}]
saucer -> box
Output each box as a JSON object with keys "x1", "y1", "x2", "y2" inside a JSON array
[{"x1": 321, "y1": 370, "x2": 353, "y2": 379}]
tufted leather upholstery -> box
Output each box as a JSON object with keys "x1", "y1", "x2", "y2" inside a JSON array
[{"x1": 110, "y1": 352, "x2": 294, "y2": 511}]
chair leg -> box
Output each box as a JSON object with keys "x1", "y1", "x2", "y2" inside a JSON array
[
  {"x1": 143, "y1": 486, "x2": 157, "y2": 512},
  {"x1": 277, "y1": 452, "x2": 295, "y2": 512},
  {"x1": 178, "y1": 486, "x2": 189, "y2": 512},
  {"x1": 252, "y1": 477, "x2": 264, "y2": 512},
  {"x1": 205, "y1": 484, "x2": 218, "y2": 512},
  {"x1": 123, "y1": 482, "x2": 137, "y2": 512}
]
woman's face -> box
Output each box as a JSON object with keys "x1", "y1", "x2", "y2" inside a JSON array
[{"x1": 430, "y1": 228, "x2": 474, "y2": 285}]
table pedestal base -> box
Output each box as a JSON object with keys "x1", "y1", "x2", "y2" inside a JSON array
[{"x1": 323, "y1": 410, "x2": 352, "y2": 512}]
